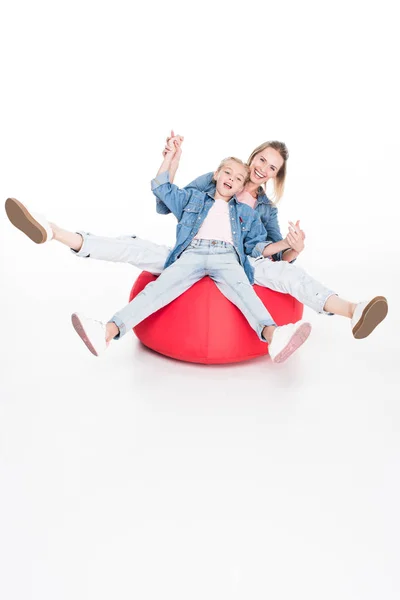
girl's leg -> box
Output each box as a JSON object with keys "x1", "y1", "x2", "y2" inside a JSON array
[
  {"x1": 208, "y1": 249, "x2": 311, "y2": 362},
  {"x1": 210, "y1": 254, "x2": 276, "y2": 342},
  {"x1": 72, "y1": 246, "x2": 207, "y2": 354}
]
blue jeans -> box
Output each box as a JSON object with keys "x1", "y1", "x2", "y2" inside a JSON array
[
  {"x1": 109, "y1": 239, "x2": 276, "y2": 340},
  {"x1": 73, "y1": 232, "x2": 336, "y2": 314}
]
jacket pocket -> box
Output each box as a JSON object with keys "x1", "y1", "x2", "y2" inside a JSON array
[{"x1": 181, "y1": 200, "x2": 202, "y2": 225}]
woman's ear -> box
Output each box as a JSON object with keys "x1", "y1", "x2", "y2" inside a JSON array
[{"x1": 212, "y1": 169, "x2": 219, "y2": 183}]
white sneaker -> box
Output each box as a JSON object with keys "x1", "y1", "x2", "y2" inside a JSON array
[
  {"x1": 351, "y1": 296, "x2": 388, "y2": 339},
  {"x1": 268, "y1": 320, "x2": 312, "y2": 364},
  {"x1": 71, "y1": 313, "x2": 109, "y2": 356},
  {"x1": 5, "y1": 197, "x2": 53, "y2": 244}
]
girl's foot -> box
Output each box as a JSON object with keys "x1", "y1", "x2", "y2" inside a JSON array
[
  {"x1": 5, "y1": 197, "x2": 53, "y2": 244},
  {"x1": 268, "y1": 321, "x2": 312, "y2": 364},
  {"x1": 71, "y1": 313, "x2": 110, "y2": 356},
  {"x1": 351, "y1": 296, "x2": 388, "y2": 339}
]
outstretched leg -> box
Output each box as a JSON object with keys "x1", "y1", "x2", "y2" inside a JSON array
[
  {"x1": 5, "y1": 197, "x2": 170, "y2": 274},
  {"x1": 252, "y1": 257, "x2": 388, "y2": 337},
  {"x1": 207, "y1": 245, "x2": 311, "y2": 364},
  {"x1": 71, "y1": 245, "x2": 207, "y2": 355}
]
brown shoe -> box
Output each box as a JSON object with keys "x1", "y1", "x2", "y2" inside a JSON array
[
  {"x1": 5, "y1": 197, "x2": 53, "y2": 244},
  {"x1": 351, "y1": 296, "x2": 388, "y2": 339}
]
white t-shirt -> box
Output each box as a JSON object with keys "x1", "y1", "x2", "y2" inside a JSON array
[{"x1": 194, "y1": 198, "x2": 233, "y2": 244}]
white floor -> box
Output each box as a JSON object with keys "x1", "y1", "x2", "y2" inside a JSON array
[{"x1": 1, "y1": 221, "x2": 400, "y2": 600}]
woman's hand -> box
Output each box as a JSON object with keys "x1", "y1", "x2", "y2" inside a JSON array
[{"x1": 285, "y1": 220, "x2": 305, "y2": 254}]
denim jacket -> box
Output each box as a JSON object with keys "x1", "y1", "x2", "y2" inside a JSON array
[
  {"x1": 151, "y1": 171, "x2": 269, "y2": 284},
  {"x1": 183, "y1": 172, "x2": 286, "y2": 261}
]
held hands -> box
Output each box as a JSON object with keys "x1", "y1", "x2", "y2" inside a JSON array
[
  {"x1": 285, "y1": 220, "x2": 306, "y2": 254},
  {"x1": 162, "y1": 129, "x2": 184, "y2": 161}
]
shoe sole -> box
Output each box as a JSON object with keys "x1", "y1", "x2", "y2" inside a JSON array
[
  {"x1": 5, "y1": 197, "x2": 48, "y2": 244},
  {"x1": 272, "y1": 322, "x2": 312, "y2": 364},
  {"x1": 71, "y1": 313, "x2": 99, "y2": 356},
  {"x1": 352, "y1": 296, "x2": 388, "y2": 339}
]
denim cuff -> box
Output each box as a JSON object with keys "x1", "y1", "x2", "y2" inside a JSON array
[
  {"x1": 318, "y1": 292, "x2": 337, "y2": 316},
  {"x1": 258, "y1": 319, "x2": 276, "y2": 342},
  {"x1": 108, "y1": 316, "x2": 126, "y2": 339},
  {"x1": 70, "y1": 231, "x2": 91, "y2": 257},
  {"x1": 252, "y1": 241, "x2": 271, "y2": 258},
  {"x1": 151, "y1": 170, "x2": 170, "y2": 191}
]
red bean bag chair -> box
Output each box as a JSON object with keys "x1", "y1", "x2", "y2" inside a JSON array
[{"x1": 129, "y1": 271, "x2": 303, "y2": 364}]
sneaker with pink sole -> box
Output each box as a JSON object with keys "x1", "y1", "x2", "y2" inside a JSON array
[
  {"x1": 268, "y1": 321, "x2": 312, "y2": 364},
  {"x1": 71, "y1": 313, "x2": 109, "y2": 357}
]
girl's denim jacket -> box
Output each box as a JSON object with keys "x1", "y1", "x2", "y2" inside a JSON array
[
  {"x1": 183, "y1": 172, "x2": 286, "y2": 261},
  {"x1": 151, "y1": 171, "x2": 269, "y2": 284}
]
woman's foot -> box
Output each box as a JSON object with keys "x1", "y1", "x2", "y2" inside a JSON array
[
  {"x1": 268, "y1": 321, "x2": 312, "y2": 363},
  {"x1": 71, "y1": 313, "x2": 111, "y2": 356},
  {"x1": 351, "y1": 296, "x2": 388, "y2": 339},
  {"x1": 5, "y1": 198, "x2": 53, "y2": 244}
]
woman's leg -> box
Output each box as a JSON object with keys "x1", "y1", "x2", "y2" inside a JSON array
[
  {"x1": 251, "y1": 257, "x2": 388, "y2": 337},
  {"x1": 51, "y1": 224, "x2": 83, "y2": 251},
  {"x1": 68, "y1": 231, "x2": 170, "y2": 275},
  {"x1": 5, "y1": 197, "x2": 170, "y2": 274},
  {"x1": 252, "y1": 257, "x2": 341, "y2": 315}
]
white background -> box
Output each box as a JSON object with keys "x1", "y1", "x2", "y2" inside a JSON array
[{"x1": 1, "y1": 1, "x2": 400, "y2": 599}]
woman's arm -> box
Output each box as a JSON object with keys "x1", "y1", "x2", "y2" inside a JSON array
[
  {"x1": 261, "y1": 239, "x2": 290, "y2": 258},
  {"x1": 262, "y1": 205, "x2": 304, "y2": 262},
  {"x1": 243, "y1": 213, "x2": 269, "y2": 257}
]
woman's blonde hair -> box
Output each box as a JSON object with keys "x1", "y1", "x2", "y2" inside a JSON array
[
  {"x1": 214, "y1": 157, "x2": 251, "y2": 184},
  {"x1": 247, "y1": 141, "x2": 289, "y2": 204}
]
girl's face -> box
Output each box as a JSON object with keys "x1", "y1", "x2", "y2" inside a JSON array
[
  {"x1": 214, "y1": 160, "x2": 248, "y2": 198},
  {"x1": 249, "y1": 147, "x2": 284, "y2": 186}
]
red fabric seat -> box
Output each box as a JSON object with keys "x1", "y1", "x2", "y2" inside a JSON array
[{"x1": 129, "y1": 271, "x2": 304, "y2": 364}]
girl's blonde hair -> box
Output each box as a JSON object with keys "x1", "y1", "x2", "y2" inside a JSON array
[
  {"x1": 214, "y1": 157, "x2": 251, "y2": 184},
  {"x1": 247, "y1": 141, "x2": 289, "y2": 204}
]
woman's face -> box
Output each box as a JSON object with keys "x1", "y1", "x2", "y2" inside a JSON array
[{"x1": 249, "y1": 147, "x2": 284, "y2": 186}]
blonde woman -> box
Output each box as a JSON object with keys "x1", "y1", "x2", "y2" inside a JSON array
[{"x1": 5, "y1": 135, "x2": 388, "y2": 345}]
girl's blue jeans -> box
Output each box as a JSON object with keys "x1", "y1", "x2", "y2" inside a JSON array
[{"x1": 107, "y1": 239, "x2": 276, "y2": 340}]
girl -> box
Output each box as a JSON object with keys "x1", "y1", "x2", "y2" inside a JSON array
[{"x1": 5, "y1": 149, "x2": 313, "y2": 364}]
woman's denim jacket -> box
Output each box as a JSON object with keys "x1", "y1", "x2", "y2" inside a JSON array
[
  {"x1": 151, "y1": 171, "x2": 269, "y2": 284},
  {"x1": 184, "y1": 172, "x2": 286, "y2": 261}
]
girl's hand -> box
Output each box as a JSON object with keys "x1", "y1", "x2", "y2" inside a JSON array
[{"x1": 286, "y1": 220, "x2": 305, "y2": 253}]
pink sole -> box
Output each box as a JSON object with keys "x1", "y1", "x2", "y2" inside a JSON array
[
  {"x1": 71, "y1": 314, "x2": 99, "y2": 356},
  {"x1": 272, "y1": 323, "x2": 312, "y2": 364}
]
